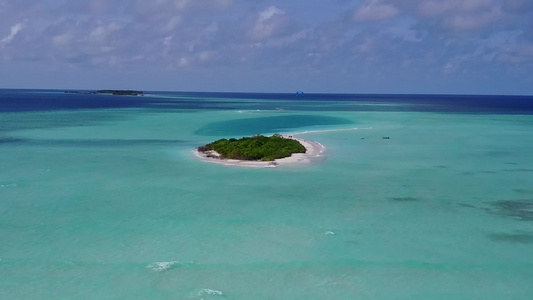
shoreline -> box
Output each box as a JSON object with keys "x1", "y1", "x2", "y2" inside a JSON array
[{"x1": 194, "y1": 134, "x2": 326, "y2": 168}]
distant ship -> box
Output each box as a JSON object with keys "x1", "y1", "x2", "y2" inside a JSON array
[{"x1": 296, "y1": 90, "x2": 304, "y2": 95}]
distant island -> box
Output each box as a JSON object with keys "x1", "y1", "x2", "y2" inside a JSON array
[
  {"x1": 97, "y1": 90, "x2": 144, "y2": 96},
  {"x1": 198, "y1": 134, "x2": 306, "y2": 161},
  {"x1": 64, "y1": 90, "x2": 97, "y2": 94},
  {"x1": 64, "y1": 90, "x2": 144, "y2": 96}
]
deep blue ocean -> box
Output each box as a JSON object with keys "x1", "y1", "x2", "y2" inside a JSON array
[
  {"x1": 1, "y1": 89, "x2": 532, "y2": 114},
  {"x1": 1, "y1": 89, "x2": 532, "y2": 299}
]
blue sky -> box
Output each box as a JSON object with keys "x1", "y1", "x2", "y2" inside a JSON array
[{"x1": 1, "y1": 0, "x2": 532, "y2": 94}]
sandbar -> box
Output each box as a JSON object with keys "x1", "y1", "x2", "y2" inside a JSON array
[{"x1": 194, "y1": 134, "x2": 326, "y2": 168}]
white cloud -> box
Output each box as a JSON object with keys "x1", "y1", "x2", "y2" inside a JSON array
[
  {"x1": 442, "y1": 7, "x2": 502, "y2": 31},
  {"x1": 249, "y1": 6, "x2": 286, "y2": 41},
  {"x1": 172, "y1": 0, "x2": 191, "y2": 10},
  {"x1": 416, "y1": 0, "x2": 502, "y2": 31},
  {"x1": 165, "y1": 16, "x2": 182, "y2": 32},
  {"x1": 53, "y1": 32, "x2": 74, "y2": 47},
  {"x1": 163, "y1": 35, "x2": 173, "y2": 47},
  {"x1": 1, "y1": 22, "x2": 23, "y2": 47},
  {"x1": 417, "y1": 0, "x2": 495, "y2": 16},
  {"x1": 418, "y1": 1, "x2": 455, "y2": 17},
  {"x1": 353, "y1": 0, "x2": 399, "y2": 22},
  {"x1": 356, "y1": 38, "x2": 376, "y2": 53},
  {"x1": 89, "y1": 22, "x2": 122, "y2": 42},
  {"x1": 265, "y1": 29, "x2": 308, "y2": 47},
  {"x1": 443, "y1": 62, "x2": 459, "y2": 74},
  {"x1": 198, "y1": 50, "x2": 216, "y2": 62},
  {"x1": 213, "y1": 0, "x2": 233, "y2": 9},
  {"x1": 174, "y1": 50, "x2": 218, "y2": 69},
  {"x1": 131, "y1": 0, "x2": 231, "y2": 20},
  {"x1": 178, "y1": 57, "x2": 189, "y2": 67},
  {"x1": 498, "y1": 43, "x2": 533, "y2": 64}
]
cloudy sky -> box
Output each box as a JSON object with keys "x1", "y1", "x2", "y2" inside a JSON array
[{"x1": 1, "y1": 0, "x2": 532, "y2": 94}]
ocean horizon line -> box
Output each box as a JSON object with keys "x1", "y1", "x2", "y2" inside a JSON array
[{"x1": 1, "y1": 87, "x2": 532, "y2": 98}]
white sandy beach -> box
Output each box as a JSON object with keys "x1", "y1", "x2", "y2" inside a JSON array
[{"x1": 194, "y1": 134, "x2": 326, "y2": 168}]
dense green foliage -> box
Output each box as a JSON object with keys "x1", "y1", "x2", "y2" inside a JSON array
[{"x1": 198, "y1": 135, "x2": 306, "y2": 161}]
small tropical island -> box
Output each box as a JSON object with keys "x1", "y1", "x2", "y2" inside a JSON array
[
  {"x1": 195, "y1": 134, "x2": 326, "y2": 168},
  {"x1": 64, "y1": 90, "x2": 144, "y2": 96},
  {"x1": 97, "y1": 90, "x2": 144, "y2": 96},
  {"x1": 198, "y1": 134, "x2": 306, "y2": 161}
]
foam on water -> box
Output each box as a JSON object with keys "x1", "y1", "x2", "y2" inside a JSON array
[
  {"x1": 190, "y1": 289, "x2": 224, "y2": 299},
  {"x1": 147, "y1": 260, "x2": 193, "y2": 272},
  {"x1": 0, "y1": 183, "x2": 17, "y2": 188},
  {"x1": 291, "y1": 126, "x2": 373, "y2": 135}
]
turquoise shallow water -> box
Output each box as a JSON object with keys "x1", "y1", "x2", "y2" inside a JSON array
[{"x1": 1, "y1": 93, "x2": 533, "y2": 299}]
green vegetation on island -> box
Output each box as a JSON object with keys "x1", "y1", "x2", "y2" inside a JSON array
[
  {"x1": 97, "y1": 90, "x2": 144, "y2": 96},
  {"x1": 64, "y1": 90, "x2": 97, "y2": 94},
  {"x1": 198, "y1": 134, "x2": 306, "y2": 161},
  {"x1": 64, "y1": 90, "x2": 144, "y2": 96}
]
